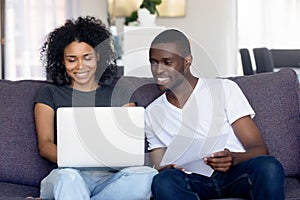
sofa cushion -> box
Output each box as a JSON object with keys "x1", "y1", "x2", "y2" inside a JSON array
[
  {"x1": 284, "y1": 177, "x2": 300, "y2": 199},
  {"x1": 0, "y1": 182, "x2": 39, "y2": 199},
  {"x1": 115, "y1": 76, "x2": 163, "y2": 108},
  {"x1": 228, "y1": 68, "x2": 300, "y2": 177},
  {"x1": 0, "y1": 80, "x2": 56, "y2": 187}
]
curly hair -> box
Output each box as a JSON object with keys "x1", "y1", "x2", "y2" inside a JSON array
[{"x1": 40, "y1": 16, "x2": 117, "y2": 86}]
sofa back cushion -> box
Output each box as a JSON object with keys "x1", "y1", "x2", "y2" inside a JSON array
[
  {"x1": 228, "y1": 68, "x2": 300, "y2": 177},
  {"x1": 116, "y1": 76, "x2": 163, "y2": 108},
  {"x1": 0, "y1": 68, "x2": 298, "y2": 187},
  {"x1": 0, "y1": 80, "x2": 55, "y2": 187}
]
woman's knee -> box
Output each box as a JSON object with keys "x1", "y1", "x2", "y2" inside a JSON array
[
  {"x1": 95, "y1": 166, "x2": 157, "y2": 200},
  {"x1": 55, "y1": 168, "x2": 83, "y2": 183},
  {"x1": 40, "y1": 168, "x2": 89, "y2": 199},
  {"x1": 44, "y1": 168, "x2": 88, "y2": 190},
  {"x1": 42, "y1": 168, "x2": 81, "y2": 185}
]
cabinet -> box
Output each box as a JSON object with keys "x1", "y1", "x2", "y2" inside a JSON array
[{"x1": 121, "y1": 26, "x2": 165, "y2": 77}]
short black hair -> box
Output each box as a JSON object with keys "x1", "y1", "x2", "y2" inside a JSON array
[
  {"x1": 40, "y1": 16, "x2": 117, "y2": 86},
  {"x1": 150, "y1": 29, "x2": 191, "y2": 57}
]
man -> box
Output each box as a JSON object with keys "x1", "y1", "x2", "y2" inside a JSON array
[{"x1": 145, "y1": 29, "x2": 284, "y2": 199}]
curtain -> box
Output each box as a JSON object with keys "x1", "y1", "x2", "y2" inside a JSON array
[
  {"x1": 237, "y1": 0, "x2": 300, "y2": 73},
  {"x1": 4, "y1": 0, "x2": 79, "y2": 80},
  {"x1": 238, "y1": 0, "x2": 300, "y2": 49}
]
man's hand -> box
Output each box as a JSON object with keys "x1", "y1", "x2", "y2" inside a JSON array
[
  {"x1": 156, "y1": 164, "x2": 185, "y2": 172},
  {"x1": 204, "y1": 149, "x2": 233, "y2": 172}
]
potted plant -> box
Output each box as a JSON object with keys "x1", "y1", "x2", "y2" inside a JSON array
[
  {"x1": 140, "y1": 0, "x2": 162, "y2": 15},
  {"x1": 125, "y1": 0, "x2": 162, "y2": 26}
]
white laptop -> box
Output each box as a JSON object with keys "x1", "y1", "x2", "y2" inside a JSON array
[{"x1": 57, "y1": 107, "x2": 145, "y2": 169}]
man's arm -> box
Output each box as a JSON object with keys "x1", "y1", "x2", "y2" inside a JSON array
[
  {"x1": 231, "y1": 115, "x2": 269, "y2": 164},
  {"x1": 151, "y1": 147, "x2": 166, "y2": 169},
  {"x1": 151, "y1": 147, "x2": 185, "y2": 172},
  {"x1": 204, "y1": 115, "x2": 268, "y2": 172}
]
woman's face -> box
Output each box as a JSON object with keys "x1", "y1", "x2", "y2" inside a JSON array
[{"x1": 63, "y1": 41, "x2": 98, "y2": 90}]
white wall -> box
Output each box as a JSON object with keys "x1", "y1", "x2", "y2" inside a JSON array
[
  {"x1": 80, "y1": 0, "x2": 238, "y2": 77},
  {"x1": 156, "y1": 0, "x2": 237, "y2": 77},
  {"x1": 78, "y1": 0, "x2": 108, "y2": 23}
]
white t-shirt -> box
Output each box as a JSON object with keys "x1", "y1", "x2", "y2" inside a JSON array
[{"x1": 145, "y1": 78, "x2": 255, "y2": 154}]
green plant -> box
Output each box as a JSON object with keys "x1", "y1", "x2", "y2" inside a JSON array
[
  {"x1": 140, "y1": 0, "x2": 162, "y2": 15},
  {"x1": 125, "y1": 10, "x2": 138, "y2": 25},
  {"x1": 124, "y1": 0, "x2": 162, "y2": 25}
]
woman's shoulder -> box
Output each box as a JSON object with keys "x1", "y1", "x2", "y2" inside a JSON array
[
  {"x1": 37, "y1": 83, "x2": 71, "y2": 93},
  {"x1": 35, "y1": 83, "x2": 69, "y2": 102},
  {"x1": 36, "y1": 82, "x2": 55, "y2": 95},
  {"x1": 35, "y1": 83, "x2": 75, "y2": 110}
]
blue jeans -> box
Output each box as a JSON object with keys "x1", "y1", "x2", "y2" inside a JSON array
[
  {"x1": 151, "y1": 156, "x2": 285, "y2": 200},
  {"x1": 40, "y1": 166, "x2": 158, "y2": 200}
]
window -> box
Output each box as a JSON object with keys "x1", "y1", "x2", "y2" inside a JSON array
[
  {"x1": 237, "y1": 0, "x2": 300, "y2": 73},
  {"x1": 3, "y1": 0, "x2": 79, "y2": 80}
]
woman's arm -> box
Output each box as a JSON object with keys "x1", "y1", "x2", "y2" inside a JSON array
[{"x1": 34, "y1": 103, "x2": 57, "y2": 163}]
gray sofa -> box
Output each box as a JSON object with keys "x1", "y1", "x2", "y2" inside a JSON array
[{"x1": 0, "y1": 68, "x2": 299, "y2": 199}]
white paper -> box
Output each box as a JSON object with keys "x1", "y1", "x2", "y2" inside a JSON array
[{"x1": 160, "y1": 134, "x2": 229, "y2": 176}]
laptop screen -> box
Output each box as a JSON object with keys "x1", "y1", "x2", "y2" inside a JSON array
[{"x1": 57, "y1": 107, "x2": 145, "y2": 168}]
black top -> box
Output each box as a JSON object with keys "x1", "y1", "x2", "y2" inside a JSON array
[{"x1": 34, "y1": 84, "x2": 132, "y2": 109}]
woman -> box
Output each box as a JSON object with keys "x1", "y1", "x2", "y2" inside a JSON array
[{"x1": 34, "y1": 16, "x2": 157, "y2": 200}]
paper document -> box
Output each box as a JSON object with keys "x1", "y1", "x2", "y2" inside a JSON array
[{"x1": 160, "y1": 134, "x2": 229, "y2": 177}]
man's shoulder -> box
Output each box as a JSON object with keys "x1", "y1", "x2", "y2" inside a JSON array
[
  {"x1": 200, "y1": 78, "x2": 238, "y2": 90},
  {"x1": 201, "y1": 77, "x2": 232, "y2": 84}
]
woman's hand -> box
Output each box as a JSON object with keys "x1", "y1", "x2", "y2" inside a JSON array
[
  {"x1": 204, "y1": 149, "x2": 233, "y2": 172},
  {"x1": 122, "y1": 102, "x2": 136, "y2": 107}
]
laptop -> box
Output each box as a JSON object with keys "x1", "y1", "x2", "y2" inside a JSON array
[{"x1": 57, "y1": 107, "x2": 145, "y2": 169}]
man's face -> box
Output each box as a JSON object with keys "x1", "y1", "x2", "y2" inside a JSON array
[{"x1": 149, "y1": 43, "x2": 187, "y2": 92}]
